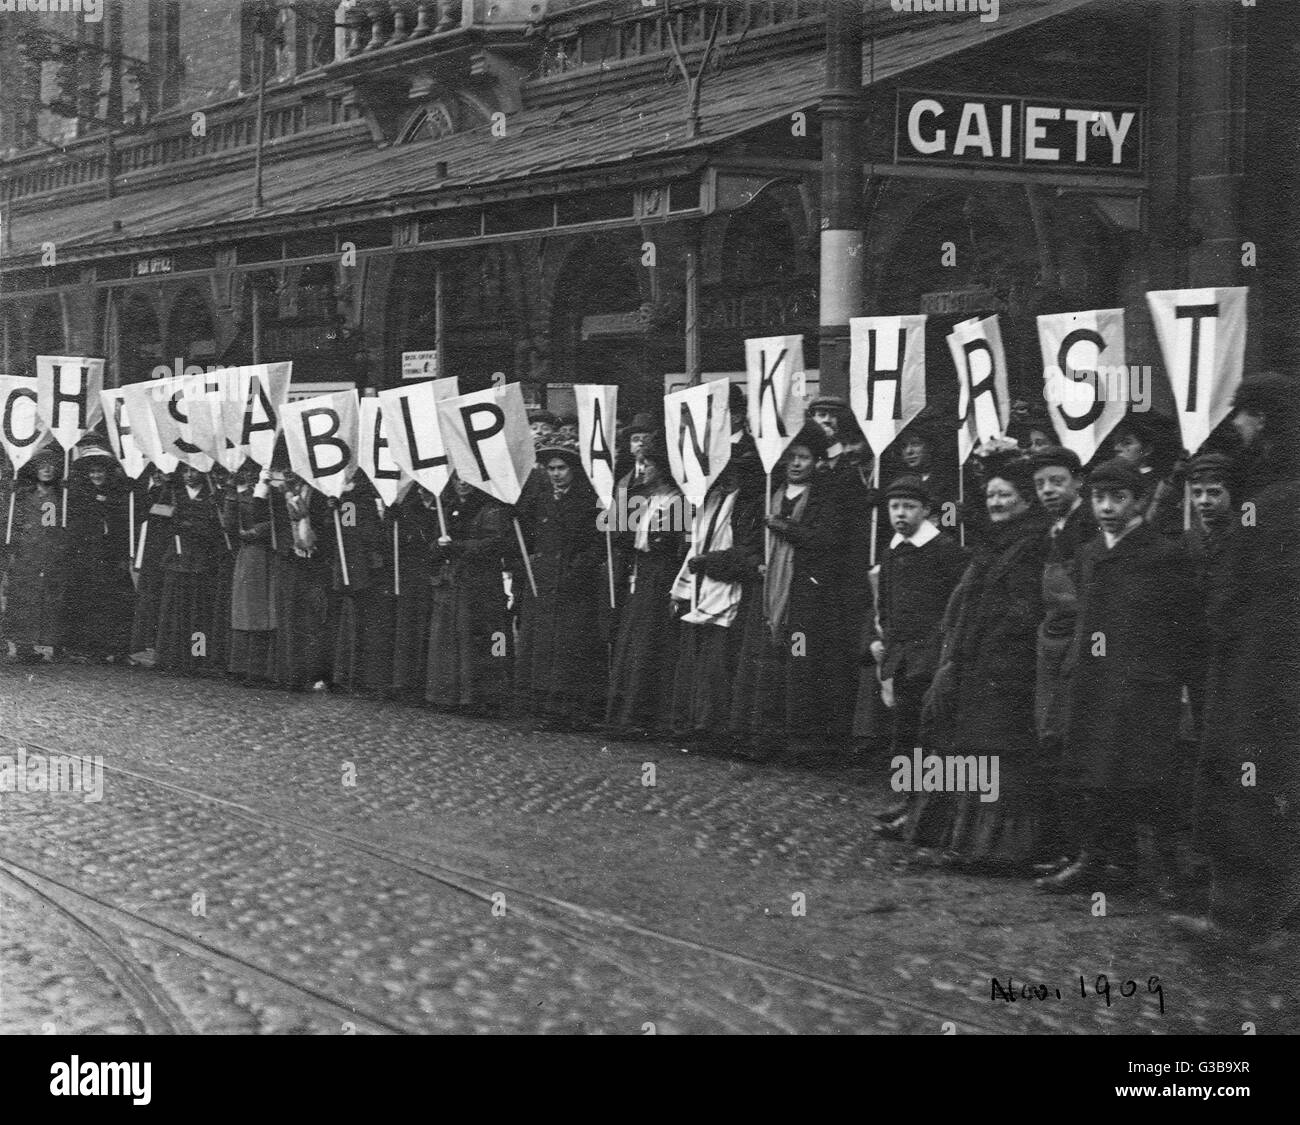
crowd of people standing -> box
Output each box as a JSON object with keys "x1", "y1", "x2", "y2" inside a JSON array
[{"x1": 1, "y1": 372, "x2": 1295, "y2": 953}]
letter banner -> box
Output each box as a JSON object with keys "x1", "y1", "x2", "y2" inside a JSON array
[
  {"x1": 220, "y1": 361, "x2": 292, "y2": 469},
  {"x1": 1037, "y1": 308, "x2": 1128, "y2": 466},
  {"x1": 281, "y1": 389, "x2": 360, "y2": 499},
  {"x1": 186, "y1": 370, "x2": 246, "y2": 473},
  {"x1": 118, "y1": 380, "x2": 179, "y2": 474},
  {"x1": 575, "y1": 384, "x2": 618, "y2": 509},
  {"x1": 377, "y1": 377, "x2": 457, "y2": 497},
  {"x1": 358, "y1": 396, "x2": 412, "y2": 507},
  {"x1": 849, "y1": 315, "x2": 927, "y2": 460},
  {"x1": 142, "y1": 374, "x2": 214, "y2": 472},
  {"x1": 664, "y1": 377, "x2": 731, "y2": 509},
  {"x1": 35, "y1": 355, "x2": 105, "y2": 450},
  {"x1": 745, "y1": 335, "x2": 806, "y2": 474},
  {"x1": 0, "y1": 375, "x2": 52, "y2": 472},
  {"x1": 99, "y1": 388, "x2": 149, "y2": 479},
  {"x1": 435, "y1": 382, "x2": 535, "y2": 507},
  {"x1": 1146, "y1": 286, "x2": 1247, "y2": 455},
  {"x1": 947, "y1": 315, "x2": 1010, "y2": 466}
]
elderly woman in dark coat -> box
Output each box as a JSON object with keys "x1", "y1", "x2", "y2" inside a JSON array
[
  {"x1": 514, "y1": 442, "x2": 608, "y2": 730},
  {"x1": 62, "y1": 443, "x2": 135, "y2": 662},
  {"x1": 424, "y1": 475, "x2": 513, "y2": 715},
  {"x1": 729, "y1": 422, "x2": 852, "y2": 764},
  {"x1": 155, "y1": 465, "x2": 225, "y2": 674},
  {"x1": 2, "y1": 446, "x2": 69, "y2": 662},
  {"x1": 605, "y1": 433, "x2": 685, "y2": 739},
  {"x1": 907, "y1": 457, "x2": 1048, "y2": 872}
]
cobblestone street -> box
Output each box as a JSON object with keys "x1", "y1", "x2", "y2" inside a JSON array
[{"x1": 1, "y1": 663, "x2": 1295, "y2": 1036}]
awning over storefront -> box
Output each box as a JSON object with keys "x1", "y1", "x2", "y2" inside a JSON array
[{"x1": 1, "y1": 0, "x2": 1096, "y2": 267}]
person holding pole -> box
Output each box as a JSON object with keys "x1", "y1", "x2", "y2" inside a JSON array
[
  {"x1": 128, "y1": 464, "x2": 173, "y2": 666},
  {"x1": 269, "y1": 468, "x2": 334, "y2": 693},
  {"x1": 388, "y1": 482, "x2": 435, "y2": 702},
  {"x1": 330, "y1": 472, "x2": 395, "y2": 695},
  {"x1": 154, "y1": 464, "x2": 223, "y2": 676},
  {"x1": 2, "y1": 446, "x2": 69, "y2": 664},
  {"x1": 870, "y1": 475, "x2": 968, "y2": 838},
  {"x1": 604, "y1": 433, "x2": 685, "y2": 740},
  {"x1": 61, "y1": 440, "x2": 135, "y2": 664},
  {"x1": 728, "y1": 422, "x2": 850, "y2": 766},
  {"x1": 424, "y1": 473, "x2": 513, "y2": 717},
  {"x1": 513, "y1": 441, "x2": 607, "y2": 731},
  {"x1": 225, "y1": 460, "x2": 278, "y2": 687}
]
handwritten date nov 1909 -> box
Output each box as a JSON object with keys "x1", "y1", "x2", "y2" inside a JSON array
[{"x1": 991, "y1": 975, "x2": 1164, "y2": 1014}]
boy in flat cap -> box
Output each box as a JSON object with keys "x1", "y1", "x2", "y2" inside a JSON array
[
  {"x1": 1028, "y1": 446, "x2": 1097, "y2": 868},
  {"x1": 871, "y1": 474, "x2": 968, "y2": 836},
  {"x1": 1040, "y1": 458, "x2": 1199, "y2": 893}
]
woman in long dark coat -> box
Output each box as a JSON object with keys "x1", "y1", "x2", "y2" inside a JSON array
[
  {"x1": 331, "y1": 472, "x2": 395, "y2": 694},
  {"x1": 1193, "y1": 373, "x2": 1300, "y2": 947},
  {"x1": 2, "y1": 446, "x2": 69, "y2": 662},
  {"x1": 667, "y1": 432, "x2": 765, "y2": 746},
  {"x1": 62, "y1": 444, "x2": 135, "y2": 662},
  {"x1": 225, "y1": 462, "x2": 278, "y2": 685},
  {"x1": 154, "y1": 464, "x2": 224, "y2": 674},
  {"x1": 605, "y1": 434, "x2": 685, "y2": 739},
  {"x1": 514, "y1": 443, "x2": 608, "y2": 730},
  {"x1": 425, "y1": 475, "x2": 513, "y2": 715},
  {"x1": 389, "y1": 485, "x2": 434, "y2": 701},
  {"x1": 907, "y1": 459, "x2": 1048, "y2": 873},
  {"x1": 269, "y1": 470, "x2": 334, "y2": 692},
  {"x1": 129, "y1": 465, "x2": 173, "y2": 662},
  {"x1": 729, "y1": 423, "x2": 851, "y2": 764}
]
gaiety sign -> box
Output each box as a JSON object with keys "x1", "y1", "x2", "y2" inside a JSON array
[{"x1": 895, "y1": 89, "x2": 1142, "y2": 173}]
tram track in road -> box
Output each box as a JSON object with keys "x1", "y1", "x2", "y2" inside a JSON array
[
  {"x1": 0, "y1": 724, "x2": 1006, "y2": 1034},
  {"x1": 0, "y1": 861, "x2": 197, "y2": 1035},
  {"x1": 0, "y1": 856, "x2": 411, "y2": 1035}
]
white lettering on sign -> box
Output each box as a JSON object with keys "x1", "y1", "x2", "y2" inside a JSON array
[{"x1": 895, "y1": 90, "x2": 1142, "y2": 172}]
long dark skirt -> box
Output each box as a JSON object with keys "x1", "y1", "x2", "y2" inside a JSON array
[
  {"x1": 515, "y1": 588, "x2": 606, "y2": 724},
  {"x1": 130, "y1": 560, "x2": 165, "y2": 653},
  {"x1": 63, "y1": 568, "x2": 135, "y2": 657},
  {"x1": 271, "y1": 558, "x2": 333, "y2": 690},
  {"x1": 425, "y1": 582, "x2": 511, "y2": 711},
  {"x1": 727, "y1": 591, "x2": 787, "y2": 758},
  {"x1": 154, "y1": 571, "x2": 217, "y2": 675},
  {"x1": 210, "y1": 552, "x2": 235, "y2": 671},
  {"x1": 392, "y1": 588, "x2": 433, "y2": 698},
  {"x1": 668, "y1": 604, "x2": 750, "y2": 742},
  {"x1": 906, "y1": 747, "x2": 1043, "y2": 871},
  {"x1": 605, "y1": 551, "x2": 679, "y2": 735},
  {"x1": 333, "y1": 590, "x2": 395, "y2": 694}
]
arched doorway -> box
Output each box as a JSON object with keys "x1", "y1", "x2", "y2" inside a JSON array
[
  {"x1": 702, "y1": 186, "x2": 815, "y2": 375},
  {"x1": 167, "y1": 287, "x2": 216, "y2": 373},
  {"x1": 549, "y1": 232, "x2": 648, "y2": 410},
  {"x1": 114, "y1": 294, "x2": 164, "y2": 385}
]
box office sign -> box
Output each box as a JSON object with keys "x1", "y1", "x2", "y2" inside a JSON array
[{"x1": 895, "y1": 89, "x2": 1143, "y2": 173}]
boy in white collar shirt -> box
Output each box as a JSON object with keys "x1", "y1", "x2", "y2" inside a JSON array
[{"x1": 871, "y1": 475, "x2": 968, "y2": 837}]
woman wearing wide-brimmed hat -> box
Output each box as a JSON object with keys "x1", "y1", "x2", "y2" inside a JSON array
[
  {"x1": 514, "y1": 440, "x2": 608, "y2": 730},
  {"x1": 62, "y1": 440, "x2": 135, "y2": 662},
  {"x1": 605, "y1": 432, "x2": 685, "y2": 739},
  {"x1": 2, "y1": 445, "x2": 69, "y2": 662}
]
